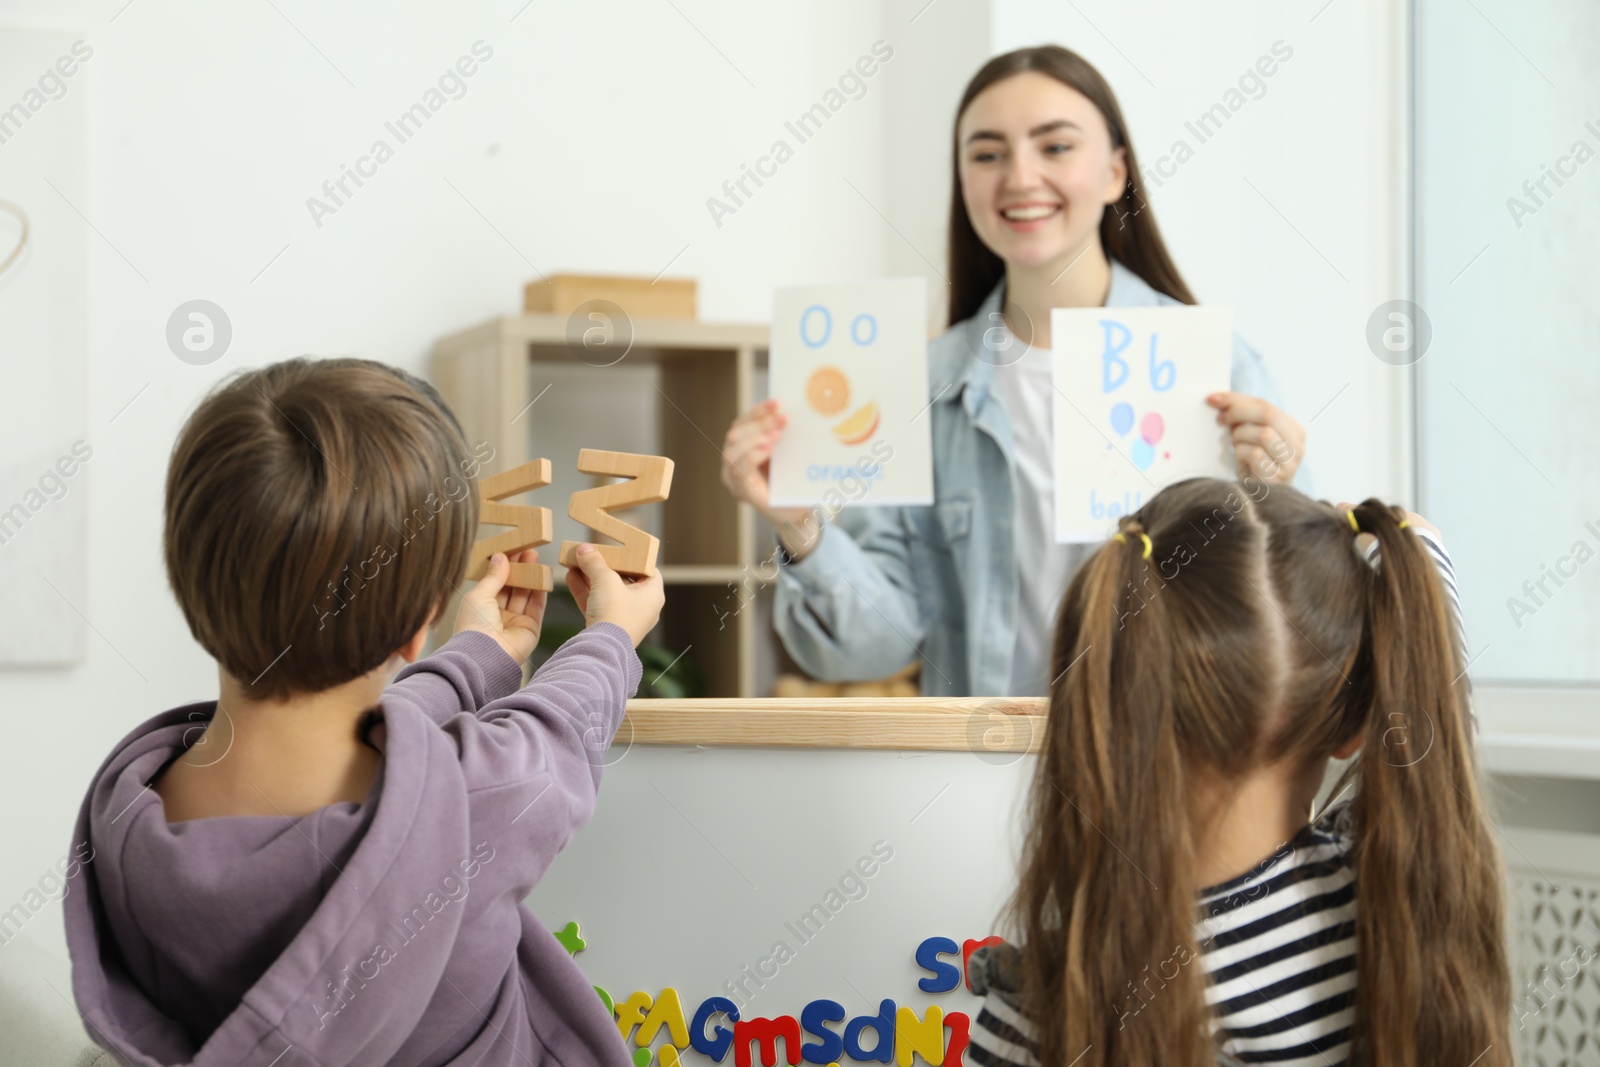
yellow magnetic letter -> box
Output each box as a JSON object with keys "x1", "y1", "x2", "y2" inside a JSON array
[
  {"x1": 895, "y1": 1005, "x2": 945, "y2": 1067},
  {"x1": 616, "y1": 990, "x2": 654, "y2": 1042},
  {"x1": 637, "y1": 987, "x2": 690, "y2": 1049}
]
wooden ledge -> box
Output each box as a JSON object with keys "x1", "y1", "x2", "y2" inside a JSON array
[
  {"x1": 620, "y1": 697, "x2": 1048, "y2": 753},
  {"x1": 615, "y1": 690, "x2": 1600, "y2": 770}
]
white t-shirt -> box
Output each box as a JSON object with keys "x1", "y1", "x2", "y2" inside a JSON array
[{"x1": 989, "y1": 337, "x2": 1082, "y2": 696}]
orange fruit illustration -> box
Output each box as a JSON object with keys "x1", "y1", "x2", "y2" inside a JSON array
[
  {"x1": 832, "y1": 401, "x2": 880, "y2": 445},
  {"x1": 806, "y1": 365, "x2": 851, "y2": 416}
]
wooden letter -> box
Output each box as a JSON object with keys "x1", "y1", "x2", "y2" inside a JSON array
[
  {"x1": 467, "y1": 460, "x2": 553, "y2": 590},
  {"x1": 558, "y1": 450, "x2": 674, "y2": 575}
]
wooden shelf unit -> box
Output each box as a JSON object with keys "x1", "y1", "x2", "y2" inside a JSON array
[{"x1": 432, "y1": 314, "x2": 771, "y2": 697}]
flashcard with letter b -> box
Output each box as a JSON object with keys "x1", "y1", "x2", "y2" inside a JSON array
[
  {"x1": 769, "y1": 279, "x2": 933, "y2": 507},
  {"x1": 1052, "y1": 306, "x2": 1234, "y2": 542}
]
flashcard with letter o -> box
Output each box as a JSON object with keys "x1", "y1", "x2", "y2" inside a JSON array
[
  {"x1": 769, "y1": 279, "x2": 933, "y2": 507},
  {"x1": 1052, "y1": 306, "x2": 1234, "y2": 542}
]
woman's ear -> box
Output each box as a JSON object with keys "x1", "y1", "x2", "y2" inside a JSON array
[{"x1": 1103, "y1": 144, "x2": 1129, "y2": 204}]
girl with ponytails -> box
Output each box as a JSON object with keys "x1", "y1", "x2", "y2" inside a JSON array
[{"x1": 967, "y1": 478, "x2": 1511, "y2": 1066}]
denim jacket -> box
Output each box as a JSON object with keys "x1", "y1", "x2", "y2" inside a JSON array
[{"x1": 773, "y1": 261, "x2": 1309, "y2": 696}]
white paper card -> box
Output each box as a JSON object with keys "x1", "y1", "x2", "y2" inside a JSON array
[
  {"x1": 1052, "y1": 306, "x2": 1235, "y2": 542},
  {"x1": 769, "y1": 279, "x2": 933, "y2": 507}
]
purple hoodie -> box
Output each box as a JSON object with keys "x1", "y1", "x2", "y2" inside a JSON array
[{"x1": 65, "y1": 625, "x2": 641, "y2": 1067}]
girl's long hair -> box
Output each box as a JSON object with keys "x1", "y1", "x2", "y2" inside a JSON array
[
  {"x1": 947, "y1": 45, "x2": 1195, "y2": 326},
  {"x1": 1009, "y1": 478, "x2": 1510, "y2": 1065}
]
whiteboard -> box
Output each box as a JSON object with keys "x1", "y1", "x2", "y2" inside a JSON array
[
  {"x1": 1415, "y1": 0, "x2": 1600, "y2": 684},
  {"x1": 526, "y1": 745, "x2": 1030, "y2": 1058}
]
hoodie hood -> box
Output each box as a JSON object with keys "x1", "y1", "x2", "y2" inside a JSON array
[{"x1": 66, "y1": 697, "x2": 471, "y2": 1066}]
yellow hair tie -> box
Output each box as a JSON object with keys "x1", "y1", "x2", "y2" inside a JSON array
[
  {"x1": 1398, "y1": 519, "x2": 1410, "y2": 530},
  {"x1": 1346, "y1": 510, "x2": 1360, "y2": 533},
  {"x1": 1113, "y1": 531, "x2": 1153, "y2": 559}
]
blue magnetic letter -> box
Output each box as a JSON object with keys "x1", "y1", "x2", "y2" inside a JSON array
[{"x1": 915, "y1": 936, "x2": 961, "y2": 994}]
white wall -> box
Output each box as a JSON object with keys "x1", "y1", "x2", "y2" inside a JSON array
[{"x1": 882, "y1": 0, "x2": 996, "y2": 329}]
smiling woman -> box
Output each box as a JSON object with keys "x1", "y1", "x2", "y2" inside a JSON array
[{"x1": 719, "y1": 45, "x2": 1311, "y2": 699}]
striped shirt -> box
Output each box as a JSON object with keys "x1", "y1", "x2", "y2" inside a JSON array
[
  {"x1": 967, "y1": 529, "x2": 1461, "y2": 1067},
  {"x1": 1195, "y1": 806, "x2": 1357, "y2": 1062}
]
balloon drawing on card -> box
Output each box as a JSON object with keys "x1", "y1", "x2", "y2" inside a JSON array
[
  {"x1": 768, "y1": 279, "x2": 933, "y2": 508},
  {"x1": 1107, "y1": 405, "x2": 1169, "y2": 471},
  {"x1": 1051, "y1": 306, "x2": 1235, "y2": 543}
]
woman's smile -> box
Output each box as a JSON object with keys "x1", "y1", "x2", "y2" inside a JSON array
[{"x1": 999, "y1": 201, "x2": 1063, "y2": 231}]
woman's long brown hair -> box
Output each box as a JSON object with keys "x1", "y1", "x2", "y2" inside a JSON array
[
  {"x1": 947, "y1": 45, "x2": 1195, "y2": 326},
  {"x1": 1009, "y1": 478, "x2": 1511, "y2": 1065}
]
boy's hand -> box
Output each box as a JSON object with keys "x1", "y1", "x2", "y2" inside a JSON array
[
  {"x1": 454, "y1": 549, "x2": 547, "y2": 663},
  {"x1": 565, "y1": 544, "x2": 665, "y2": 648}
]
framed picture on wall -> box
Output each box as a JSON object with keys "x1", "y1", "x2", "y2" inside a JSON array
[{"x1": 0, "y1": 29, "x2": 90, "y2": 666}]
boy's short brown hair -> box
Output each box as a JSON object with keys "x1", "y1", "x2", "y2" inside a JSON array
[{"x1": 164, "y1": 358, "x2": 489, "y2": 699}]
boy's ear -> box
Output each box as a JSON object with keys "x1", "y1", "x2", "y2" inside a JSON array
[
  {"x1": 393, "y1": 601, "x2": 445, "y2": 667},
  {"x1": 397, "y1": 622, "x2": 430, "y2": 665}
]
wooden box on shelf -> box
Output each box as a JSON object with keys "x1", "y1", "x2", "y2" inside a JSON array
[
  {"x1": 432, "y1": 311, "x2": 769, "y2": 697},
  {"x1": 523, "y1": 274, "x2": 697, "y2": 320}
]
